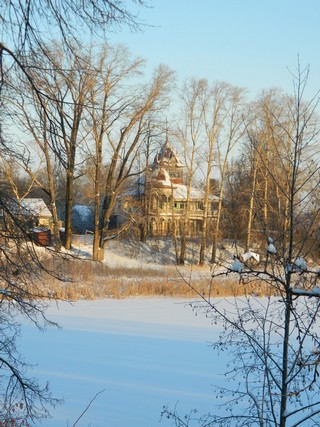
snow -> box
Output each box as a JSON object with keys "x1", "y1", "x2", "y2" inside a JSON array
[
  {"x1": 20, "y1": 298, "x2": 221, "y2": 427},
  {"x1": 173, "y1": 184, "x2": 203, "y2": 200},
  {"x1": 19, "y1": 293, "x2": 320, "y2": 426},
  {"x1": 17, "y1": 237, "x2": 320, "y2": 426},
  {"x1": 20, "y1": 198, "x2": 52, "y2": 217},
  {"x1": 267, "y1": 243, "x2": 277, "y2": 254},
  {"x1": 230, "y1": 258, "x2": 244, "y2": 272},
  {"x1": 294, "y1": 257, "x2": 307, "y2": 272},
  {"x1": 266, "y1": 237, "x2": 276, "y2": 254},
  {"x1": 152, "y1": 166, "x2": 172, "y2": 187},
  {"x1": 73, "y1": 236, "x2": 215, "y2": 274},
  {"x1": 290, "y1": 288, "x2": 310, "y2": 296},
  {"x1": 173, "y1": 184, "x2": 219, "y2": 201},
  {"x1": 242, "y1": 250, "x2": 260, "y2": 263}
]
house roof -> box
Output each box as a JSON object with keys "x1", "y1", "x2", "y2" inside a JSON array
[
  {"x1": 151, "y1": 167, "x2": 172, "y2": 187},
  {"x1": 153, "y1": 141, "x2": 184, "y2": 168},
  {"x1": 173, "y1": 184, "x2": 219, "y2": 201},
  {"x1": 19, "y1": 198, "x2": 52, "y2": 217},
  {"x1": 123, "y1": 180, "x2": 218, "y2": 202}
]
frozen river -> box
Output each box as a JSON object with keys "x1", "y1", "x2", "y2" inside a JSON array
[{"x1": 20, "y1": 298, "x2": 222, "y2": 427}]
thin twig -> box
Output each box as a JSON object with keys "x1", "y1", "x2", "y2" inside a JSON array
[{"x1": 72, "y1": 389, "x2": 105, "y2": 427}]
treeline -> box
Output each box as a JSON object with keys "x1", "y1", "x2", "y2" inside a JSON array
[{"x1": 1, "y1": 43, "x2": 319, "y2": 263}]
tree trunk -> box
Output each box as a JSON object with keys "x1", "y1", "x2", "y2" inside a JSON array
[
  {"x1": 246, "y1": 164, "x2": 257, "y2": 251},
  {"x1": 211, "y1": 194, "x2": 222, "y2": 263},
  {"x1": 92, "y1": 143, "x2": 102, "y2": 261},
  {"x1": 41, "y1": 137, "x2": 61, "y2": 250},
  {"x1": 64, "y1": 168, "x2": 73, "y2": 250},
  {"x1": 178, "y1": 216, "x2": 187, "y2": 265},
  {"x1": 199, "y1": 201, "x2": 208, "y2": 266},
  {"x1": 279, "y1": 288, "x2": 291, "y2": 427}
]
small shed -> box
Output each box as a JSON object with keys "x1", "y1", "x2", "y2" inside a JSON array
[
  {"x1": 31, "y1": 227, "x2": 52, "y2": 246},
  {"x1": 19, "y1": 198, "x2": 53, "y2": 228}
]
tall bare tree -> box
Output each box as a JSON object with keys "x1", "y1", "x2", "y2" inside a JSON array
[
  {"x1": 174, "y1": 78, "x2": 207, "y2": 265},
  {"x1": 85, "y1": 44, "x2": 145, "y2": 259},
  {"x1": 198, "y1": 81, "x2": 230, "y2": 265},
  {"x1": 96, "y1": 64, "x2": 174, "y2": 258},
  {"x1": 163, "y1": 65, "x2": 320, "y2": 427},
  {"x1": 21, "y1": 45, "x2": 93, "y2": 249},
  {"x1": 0, "y1": 0, "x2": 148, "y2": 423},
  {"x1": 210, "y1": 86, "x2": 246, "y2": 262},
  {"x1": 5, "y1": 84, "x2": 64, "y2": 249}
]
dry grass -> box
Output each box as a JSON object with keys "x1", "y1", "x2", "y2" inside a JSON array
[{"x1": 36, "y1": 253, "x2": 272, "y2": 301}]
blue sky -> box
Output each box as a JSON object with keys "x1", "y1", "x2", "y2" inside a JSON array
[{"x1": 110, "y1": 0, "x2": 320, "y2": 98}]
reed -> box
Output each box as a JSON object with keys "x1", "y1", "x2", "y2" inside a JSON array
[{"x1": 37, "y1": 254, "x2": 272, "y2": 300}]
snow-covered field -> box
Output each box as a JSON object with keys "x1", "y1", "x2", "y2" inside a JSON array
[{"x1": 20, "y1": 298, "x2": 224, "y2": 427}]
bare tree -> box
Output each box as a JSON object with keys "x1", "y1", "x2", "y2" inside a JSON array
[
  {"x1": 16, "y1": 44, "x2": 93, "y2": 249},
  {"x1": 1, "y1": 0, "x2": 146, "y2": 55},
  {"x1": 84, "y1": 44, "x2": 145, "y2": 259},
  {"x1": 223, "y1": 89, "x2": 293, "y2": 251},
  {"x1": 210, "y1": 85, "x2": 246, "y2": 262},
  {"x1": 174, "y1": 78, "x2": 207, "y2": 265},
  {"x1": 198, "y1": 81, "x2": 230, "y2": 265},
  {"x1": 0, "y1": 189, "x2": 61, "y2": 423},
  {"x1": 162, "y1": 65, "x2": 320, "y2": 427},
  {"x1": 0, "y1": 0, "x2": 148, "y2": 422},
  {"x1": 96, "y1": 64, "x2": 174, "y2": 258},
  {"x1": 0, "y1": 155, "x2": 37, "y2": 203},
  {"x1": 4, "y1": 82, "x2": 64, "y2": 249}
]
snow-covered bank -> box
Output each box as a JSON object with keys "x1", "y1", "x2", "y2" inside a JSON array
[{"x1": 20, "y1": 298, "x2": 222, "y2": 427}]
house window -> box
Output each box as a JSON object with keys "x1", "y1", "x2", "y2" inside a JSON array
[
  {"x1": 159, "y1": 195, "x2": 167, "y2": 210},
  {"x1": 152, "y1": 195, "x2": 158, "y2": 209},
  {"x1": 174, "y1": 202, "x2": 184, "y2": 210}
]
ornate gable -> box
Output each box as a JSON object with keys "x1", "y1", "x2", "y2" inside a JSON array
[{"x1": 152, "y1": 141, "x2": 184, "y2": 185}]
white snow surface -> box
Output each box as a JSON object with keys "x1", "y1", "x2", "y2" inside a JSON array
[
  {"x1": 20, "y1": 237, "x2": 320, "y2": 426},
  {"x1": 242, "y1": 250, "x2": 260, "y2": 263},
  {"x1": 72, "y1": 236, "x2": 216, "y2": 276},
  {"x1": 20, "y1": 298, "x2": 220, "y2": 427},
  {"x1": 230, "y1": 258, "x2": 244, "y2": 272},
  {"x1": 294, "y1": 257, "x2": 307, "y2": 272},
  {"x1": 20, "y1": 198, "x2": 52, "y2": 217},
  {"x1": 267, "y1": 243, "x2": 277, "y2": 254}
]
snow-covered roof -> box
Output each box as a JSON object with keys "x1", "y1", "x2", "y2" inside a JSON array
[
  {"x1": 152, "y1": 167, "x2": 172, "y2": 187},
  {"x1": 19, "y1": 198, "x2": 52, "y2": 217},
  {"x1": 173, "y1": 184, "x2": 204, "y2": 200},
  {"x1": 173, "y1": 184, "x2": 219, "y2": 201},
  {"x1": 242, "y1": 251, "x2": 260, "y2": 263},
  {"x1": 122, "y1": 179, "x2": 219, "y2": 202}
]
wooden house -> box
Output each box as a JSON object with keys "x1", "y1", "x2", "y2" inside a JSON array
[{"x1": 113, "y1": 140, "x2": 219, "y2": 237}]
